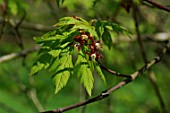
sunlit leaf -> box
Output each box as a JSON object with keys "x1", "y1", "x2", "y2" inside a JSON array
[
  {"x1": 48, "y1": 49, "x2": 61, "y2": 58},
  {"x1": 71, "y1": 24, "x2": 99, "y2": 39},
  {"x1": 30, "y1": 62, "x2": 45, "y2": 76},
  {"x1": 55, "y1": 17, "x2": 81, "y2": 26},
  {"x1": 53, "y1": 53, "x2": 73, "y2": 93},
  {"x1": 74, "y1": 54, "x2": 94, "y2": 96}
]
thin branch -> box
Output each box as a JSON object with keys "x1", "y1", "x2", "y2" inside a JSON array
[
  {"x1": 9, "y1": 68, "x2": 45, "y2": 112},
  {"x1": 97, "y1": 61, "x2": 131, "y2": 78},
  {"x1": 20, "y1": 22, "x2": 52, "y2": 32},
  {"x1": 6, "y1": 13, "x2": 26, "y2": 50},
  {"x1": 0, "y1": 47, "x2": 39, "y2": 63},
  {"x1": 148, "y1": 70, "x2": 167, "y2": 113},
  {"x1": 41, "y1": 41, "x2": 170, "y2": 113},
  {"x1": 142, "y1": 0, "x2": 170, "y2": 12},
  {"x1": 132, "y1": 4, "x2": 147, "y2": 63},
  {"x1": 4, "y1": 50, "x2": 45, "y2": 111},
  {"x1": 14, "y1": 11, "x2": 26, "y2": 29},
  {"x1": 111, "y1": 32, "x2": 170, "y2": 44},
  {"x1": 27, "y1": 88, "x2": 45, "y2": 111},
  {"x1": 0, "y1": 17, "x2": 52, "y2": 32}
]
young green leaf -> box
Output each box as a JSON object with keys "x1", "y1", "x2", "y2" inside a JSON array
[
  {"x1": 95, "y1": 20, "x2": 132, "y2": 38},
  {"x1": 74, "y1": 54, "x2": 94, "y2": 96},
  {"x1": 102, "y1": 28, "x2": 112, "y2": 49},
  {"x1": 95, "y1": 63, "x2": 106, "y2": 85},
  {"x1": 48, "y1": 49, "x2": 61, "y2": 58},
  {"x1": 55, "y1": 17, "x2": 80, "y2": 27},
  {"x1": 30, "y1": 53, "x2": 52, "y2": 76},
  {"x1": 30, "y1": 62, "x2": 45, "y2": 76},
  {"x1": 53, "y1": 53, "x2": 73, "y2": 93}
]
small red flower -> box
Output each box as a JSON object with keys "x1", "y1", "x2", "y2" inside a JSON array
[
  {"x1": 72, "y1": 27, "x2": 103, "y2": 60},
  {"x1": 73, "y1": 15, "x2": 80, "y2": 20}
]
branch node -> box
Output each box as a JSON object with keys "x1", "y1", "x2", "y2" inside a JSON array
[
  {"x1": 155, "y1": 56, "x2": 161, "y2": 62},
  {"x1": 101, "y1": 91, "x2": 110, "y2": 98}
]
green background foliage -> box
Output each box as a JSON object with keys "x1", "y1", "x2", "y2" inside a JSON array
[{"x1": 0, "y1": 0, "x2": 170, "y2": 113}]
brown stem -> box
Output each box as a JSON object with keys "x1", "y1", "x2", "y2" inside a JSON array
[
  {"x1": 97, "y1": 61, "x2": 131, "y2": 78},
  {"x1": 142, "y1": 0, "x2": 170, "y2": 12},
  {"x1": 132, "y1": 4, "x2": 147, "y2": 63}
]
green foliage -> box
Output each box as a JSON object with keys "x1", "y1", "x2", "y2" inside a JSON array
[
  {"x1": 30, "y1": 16, "x2": 131, "y2": 96},
  {"x1": 53, "y1": 53, "x2": 73, "y2": 93},
  {"x1": 74, "y1": 53, "x2": 94, "y2": 96},
  {"x1": 95, "y1": 20, "x2": 131, "y2": 48},
  {"x1": 1, "y1": 0, "x2": 170, "y2": 112}
]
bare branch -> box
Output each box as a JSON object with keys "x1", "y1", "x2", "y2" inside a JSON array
[
  {"x1": 97, "y1": 61, "x2": 131, "y2": 78},
  {"x1": 0, "y1": 17, "x2": 52, "y2": 32},
  {"x1": 142, "y1": 0, "x2": 170, "y2": 12},
  {"x1": 0, "y1": 47, "x2": 39, "y2": 63},
  {"x1": 20, "y1": 22, "x2": 52, "y2": 32}
]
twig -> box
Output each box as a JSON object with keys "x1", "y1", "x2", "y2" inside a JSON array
[
  {"x1": 0, "y1": 47, "x2": 39, "y2": 63},
  {"x1": 9, "y1": 65, "x2": 45, "y2": 112},
  {"x1": 40, "y1": 41, "x2": 170, "y2": 113},
  {"x1": 9, "y1": 13, "x2": 26, "y2": 49},
  {"x1": 97, "y1": 61, "x2": 131, "y2": 78},
  {"x1": 132, "y1": 4, "x2": 147, "y2": 63},
  {"x1": 4, "y1": 50, "x2": 45, "y2": 111},
  {"x1": 0, "y1": 17, "x2": 52, "y2": 32},
  {"x1": 132, "y1": 3, "x2": 168, "y2": 113},
  {"x1": 27, "y1": 88, "x2": 45, "y2": 111},
  {"x1": 20, "y1": 22, "x2": 52, "y2": 32},
  {"x1": 142, "y1": 0, "x2": 170, "y2": 12},
  {"x1": 148, "y1": 70, "x2": 167, "y2": 113},
  {"x1": 112, "y1": 32, "x2": 170, "y2": 44}
]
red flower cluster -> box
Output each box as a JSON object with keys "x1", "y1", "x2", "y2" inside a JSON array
[{"x1": 73, "y1": 30, "x2": 103, "y2": 60}]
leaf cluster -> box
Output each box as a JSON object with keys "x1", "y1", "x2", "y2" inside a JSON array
[{"x1": 30, "y1": 16, "x2": 131, "y2": 96}]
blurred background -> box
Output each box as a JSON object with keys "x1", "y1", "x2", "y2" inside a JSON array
[{"x1": 0, "y1": 0, "x2": 170, "y2": 113}]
